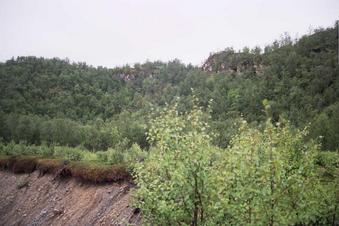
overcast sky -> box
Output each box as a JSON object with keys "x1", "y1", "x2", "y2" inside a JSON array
[{"x1": 0, "y1": 0, "x2": 338, "y2": 67}]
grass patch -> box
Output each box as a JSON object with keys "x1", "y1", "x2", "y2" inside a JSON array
[
  {"x1": 36, "y1": 158, "x2": 64, "y2": 176},
  {"x1": 0, "y1": 156, "x2": 37, "y2": 173},
  {"x1": 12, "y1": 157, "x2": 37, "y2": 173},
  {"x1": 0, "y1": 142, "x2": 146, "y2": 183},
  {"x1": 69, "y1": 161, "x2": 130, "y2": 183},
  {"x1": 0, "y1": 142, "x2": 147, "y2": 165},
  {"x1": 0, "y1": 155, "x2": 131, "y2": 183},
  {"x1": 0, "y1": 156, "x2": 11, "y2": 170}
]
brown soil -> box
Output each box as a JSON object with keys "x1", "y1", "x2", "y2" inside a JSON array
[{"x1": 0, "y1": 171, "x2": 142, "y2": 226}]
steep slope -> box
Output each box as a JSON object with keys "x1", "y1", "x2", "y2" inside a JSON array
[{"x1": 0, "y1": 171, "x2": 141, "y2": 226}]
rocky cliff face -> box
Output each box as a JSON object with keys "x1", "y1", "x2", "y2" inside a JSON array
[
  {"x1": 202, "y1": 48, "x2": 263, "y2": 75},
  {"x1": 0, "y1": 171, "x2": 141, "y2": 226}
]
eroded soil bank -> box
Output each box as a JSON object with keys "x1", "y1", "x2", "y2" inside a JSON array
[{"x1": 0, "y1": 171, "x2": 141, "y2": 226}]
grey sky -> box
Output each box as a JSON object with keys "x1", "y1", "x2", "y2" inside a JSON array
[{"x1": 0, "y1": 0, "x2": 338, "y2": 67}]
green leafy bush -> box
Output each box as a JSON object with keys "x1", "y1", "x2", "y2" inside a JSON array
[
  {"x1": 95, "y1": 149, "x2": 123, "y2": 164},
  {"x1": 53, "y1": 146, "x2": 84, "y2": 161},
  {"x1": 133, "y1": 101, "x2": 219, "y2": 225},
  {"x1": 316, "y1": 151, "x2": 339, "y2": 168},
  {"x1": 96, "y1": 151, "x2": 108, "y2": 162},
  {"x1": 0, "y1": 141, "x2": 130, "y2": 165},
  {"x1": 36, "y1": 145, "x2": 55, "y2": 157},
  {"x1": 133, "y1": 102, "x2": 338, "y2": 225},
  {"x1": 0, "y1": 142, "x2": 30, "y2": 156},
  {"x1": 124, "y1": 143, "x2": 147, "y2": 164},
  {"x1": 211, "y1": 120, "x2": 335, "y2": 225},
  {"x1": 106, "y1": 148, "x2": 124, "y2": 164}
]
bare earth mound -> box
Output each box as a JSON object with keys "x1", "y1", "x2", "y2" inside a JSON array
[{"x1": 0, "y1": 171, "x2": 141, "y2": 226}]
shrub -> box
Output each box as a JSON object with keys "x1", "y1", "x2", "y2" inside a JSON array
[
  {"x1": 133, "y1": 101, "x2": 337, "y2": 225},
  {"x1": 36, "y1": 145, "x2": 55, "y2": 157},
  {"x1": 114, "y1": 138, "x2": 130, "y2": 152},
  {"x1": 106, "y1": 148, "x2": 124, "y2": 164},
  {"x1": 54, "y1": 146, "x2": 84, "y2": 161},
  {"x1": 96, "y1": 151, "x2": 108, "y2": 162},
  {"x1": 124, "y1": 143, "x2": 147, "y2": 165},
  {"x1": 133, "y1": 101, "x2": 218, "y2": 225},
  {"x1": 0, "y1": 142, "x2": 5, "y2": 155},
  {"x1": 0, "y1": 141, "x2": 129, "y2": 167},
  {"x1": 82, "y1": 151, "x2": 99, "y2": 162},
  {"x1": 4, "y1": 142, "x2": 17, "y2": 155},
  {"x1": 95, "y1": 149, "x2": 127, "y2": 165},
  {"x1": 209, "y1": 120, "x2": 333, "y2": 225},
  {"x1": 0, "y1": 142, "x2": 35, "y2": 156},
  {"x1": 11, "y1": 143, "x2": 27, "y2": 155},
  {"x1": 316, "y1": 151, "x2": 339, "y2": 168}
]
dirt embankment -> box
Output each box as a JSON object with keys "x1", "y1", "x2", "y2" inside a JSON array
[{"x1": 0, "y1": 171, "x2": 141, "y2": 226}]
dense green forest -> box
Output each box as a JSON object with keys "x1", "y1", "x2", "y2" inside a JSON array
[
  {"x1": 0, "y1": 24, "x2": 338, "y2": 225},
  {"x1": 0, "y1": 25, "x2": 338, "y2": 151}
]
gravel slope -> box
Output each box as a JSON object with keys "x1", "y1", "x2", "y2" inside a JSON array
[{"x1": 0, "y1": 171, "x2": 141, "y2": 226}]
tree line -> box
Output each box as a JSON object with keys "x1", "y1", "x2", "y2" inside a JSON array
[{"x1": 0, "y1": 24, "x2": 338, "y2": 151}]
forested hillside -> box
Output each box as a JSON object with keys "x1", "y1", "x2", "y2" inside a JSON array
[
  {"x1": 0, "y1": 25, "x2": 338, "y2": 151},
  {"x1": 0, "y1": 24, "x2": 338, "y2": 226}
]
